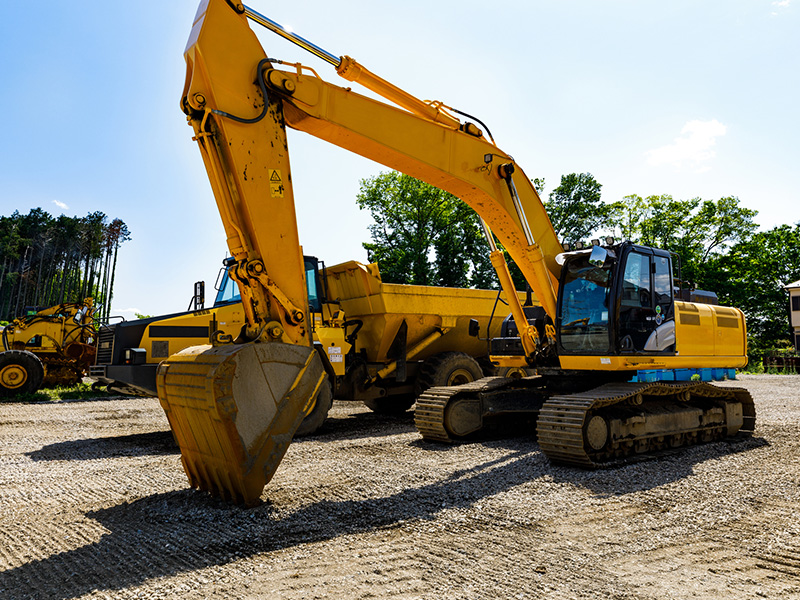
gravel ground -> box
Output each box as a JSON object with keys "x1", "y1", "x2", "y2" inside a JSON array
[{"x1": 0, "y1": 374, "x2": 798, "y2": 599}]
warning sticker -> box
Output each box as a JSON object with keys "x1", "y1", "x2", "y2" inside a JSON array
[
  {"x1": 268, "y1": 169, "x2": 284, "y2": 198},
  {"x1": 327, "y1": 346, "x2": 343, "y2": 362}
]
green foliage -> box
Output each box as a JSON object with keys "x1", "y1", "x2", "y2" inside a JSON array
[
  {"x1": 544, "y1": 173, "x2": 609, "y2": 245},
  {"x1": 607, "y1": 195, "x2": 758, "y2": 286},
  {"x1": 2, "y1": 381, "x2": 111, "y2": 403},
  {"x1": 134, "y1": 313, "x2": 153, "y2": 320},
  {"x1": 704, "y1": 224, "x2": 800, "y2": 347},
  {"x1": 357, "y1": 171, "x2": 495, "y2": 288}
]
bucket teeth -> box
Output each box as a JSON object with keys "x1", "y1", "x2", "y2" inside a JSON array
[{"x1": 157, "y1": 341, "x2": 325, "y2": 506}]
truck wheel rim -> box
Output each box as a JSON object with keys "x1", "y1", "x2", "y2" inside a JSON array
[
  {"x1": 505, "y1": 367, "x2": 527, "y2": 379},
  {"x1": 0, "y1": 364, "x2": 28, "y2": 389},
  {"x1": 447, "y1": 368, "x2": 475, "y2": 386}
]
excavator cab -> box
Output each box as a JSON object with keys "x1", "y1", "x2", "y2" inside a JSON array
[{"x1": 556, "y1": 241, "x2": 676, "y2": 357}]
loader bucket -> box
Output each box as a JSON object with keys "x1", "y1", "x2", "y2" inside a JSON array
[{"x1": 156, "y1": 341, "x2": 325, "y2": 506}]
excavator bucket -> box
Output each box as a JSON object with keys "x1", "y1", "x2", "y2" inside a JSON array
[{"x1": 156, "y1": 341, "x2": 325, "y2": 506}]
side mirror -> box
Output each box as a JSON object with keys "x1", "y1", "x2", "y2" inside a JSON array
[
  {"x1": 589, "y1": 245, "x2": 608, "y2": 268},
  {"x1": 468, "y1": 319, "x2": 480, "y2": 338}
]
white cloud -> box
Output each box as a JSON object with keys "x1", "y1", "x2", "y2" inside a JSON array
[
  {"x1": 52, "y1": 199, "x2": 69, "y2": 210},
  {"x1": 645, "y1": 119, "x2": 727, "y2": 171},
  {"x1": 771, "y1": 0, "x2": 790, "y2": 14}
]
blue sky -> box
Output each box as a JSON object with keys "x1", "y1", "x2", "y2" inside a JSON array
[{"x1": 1, "y1": 1, "x2": 797, "y2": 317}]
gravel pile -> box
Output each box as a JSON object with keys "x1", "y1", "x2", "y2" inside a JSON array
[{"x1": 0, "y1": 374, "x2": 798, "y2": 599}]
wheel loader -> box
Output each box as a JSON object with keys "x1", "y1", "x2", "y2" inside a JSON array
[
  {"x1": 0, "y1": 299, "x2": 96, "y2": 396},
  {"x1": 90, "y1": 255, "x2": 529, "y2": 434},
  {"x1": 158, "y1": 0, "x2": 755, "y2": 505}
]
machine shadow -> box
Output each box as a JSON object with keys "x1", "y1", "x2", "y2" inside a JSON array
[
  {"x1": 547, "y1": 435, "x2": 770, "y2": 496},
  {"x1": 1, "y1": 434, "x2": 768, "y2": 600},
  {"x1": 25, "y1": 431, "x2": 178, "y2": 462},
  {"x1": 310, "y1": 406, "x2": 416, "y2": 441},
  {"x1": 0, "y1": 448, "x2": 541, "y2": 600}
]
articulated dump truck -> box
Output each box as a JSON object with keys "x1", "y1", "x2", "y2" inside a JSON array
[
  {"x1": 91, "y1": 256, "x2": 529, "y2": 434},
  {"x1": 159, "y1": 0, "x2": 755, "y2": 505}
]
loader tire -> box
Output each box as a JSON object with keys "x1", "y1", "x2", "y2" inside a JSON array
[
  {"x1": 363, "y1": 394, "x2": 416, "y2": 415},
  {"x1": 415, "y1": 352, "x2": 484, "y2": 397},
  {"x1": 0, "y1": 350, "x2": 45, "y2": 398},
  {"x1": 294, "y1": 380, "x2": 333, "y2": 437}
]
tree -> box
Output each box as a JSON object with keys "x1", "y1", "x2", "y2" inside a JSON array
[
  {"x1": 544, "y1": 173, "x2": 609, "y2": 245},
  {"x1": 607, "y1": 195, "x2": 757, "y2": 287},
  {"x1": 356, "y1": 171, "x2": 494, "y2": 288},
  {"x1": 704, "y1": 224, "x2": 800, "y2": 351}
]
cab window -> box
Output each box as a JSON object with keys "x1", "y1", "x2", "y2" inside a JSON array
[
  {"x1": 214, "y1": 268, "x2": 241, "y2": 306},
  {"x1": 559, "y1": 255, "x2": 612, "y2": 353},
  {"x1": 305, "y1": 259, "x2": 322, "y2": 313}
]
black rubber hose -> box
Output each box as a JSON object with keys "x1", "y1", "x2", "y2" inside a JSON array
[{"x1": 210, "y1": 58, "x2": 272, "y2": 124}]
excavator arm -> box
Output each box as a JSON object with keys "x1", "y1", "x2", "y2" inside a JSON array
[{"x1": 162, "y1": 0, "x2": 566, "y2": 504}]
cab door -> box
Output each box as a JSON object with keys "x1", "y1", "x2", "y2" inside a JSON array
[{"x1": 616, "y1": 247, "x2": 675, "y2": 353}]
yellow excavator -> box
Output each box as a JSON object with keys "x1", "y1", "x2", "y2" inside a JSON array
[{"x1": 159, "y1": 0, "x2": 755, "y2": 505}]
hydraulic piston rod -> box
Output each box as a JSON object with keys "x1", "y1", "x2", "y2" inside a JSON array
[
  {"x1": 243, "y1": 4, "x2": 462, "y2": 129},
  {"x1": 244, "y1": 5, "x2": 341, "y2": 66}
]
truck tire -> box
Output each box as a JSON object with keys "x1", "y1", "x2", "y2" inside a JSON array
[
  {"x1": 294, "y1": 380, "x2": 333, "y2": 437},
  {"x1": 363, "y1": 394, "x2": 416, "y2": 415},
  {"x1": 0, "y1": 350, "x2": 45, "y2": 398},
  {"x1": 494, "y1": 366, "x2": 536, "y2": 379},
  {"x1": 415, "y1": 352, "x2": 484, "y2": 397}
]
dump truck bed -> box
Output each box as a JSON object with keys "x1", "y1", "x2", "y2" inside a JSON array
[{"x1": 324, "y1": 261, "x2": 527, "y2": 363}]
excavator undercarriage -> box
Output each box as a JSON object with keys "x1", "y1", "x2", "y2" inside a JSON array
[{"x1": 416, "y1": 375, "x2": 756, "y2": 467}]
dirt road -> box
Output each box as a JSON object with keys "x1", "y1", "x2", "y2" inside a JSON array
[{"x1": 1, "y1": 374, "x2": 798, "y2": 599}]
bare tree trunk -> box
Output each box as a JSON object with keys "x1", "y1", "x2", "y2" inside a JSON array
[
  {"x1": 14, "y1": 247, "x2": 31, "y2": 317},
  {"x1": 44, "y1": 245, "x2": 57, "y2": 307},
  {"x1": 34, "y1": 241, "x2": 47, "y2": 308},
  {"x1": 0, "y1": 257, "x2": 8, "y2": 320},
  {"x1": 99, "y1": 247, "x2": 111, "y2": 322},
  {"x1": 0, "y1": 256, "x2": 7, "y2": 301},
  {"x1": 58, "y1": 249, "x2": 69, "y2": 305},
  {"x1": 107, "y1": 244, "x2": 120, "y2": 318}
]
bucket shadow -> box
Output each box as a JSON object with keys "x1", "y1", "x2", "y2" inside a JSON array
[{"x1": 25, "y1": 431, "x2": 178, "y2": 461}]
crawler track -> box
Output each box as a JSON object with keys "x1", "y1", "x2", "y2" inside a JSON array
[
  {"x1": 415, "y1": 377, "x2": 514, "y2": 442},
  {"x1": 537, "y1": 381, "x2": 755, "y2": 466},
  {"x1": 416, "y1": 379, "x2": 756, "y2": 466}
]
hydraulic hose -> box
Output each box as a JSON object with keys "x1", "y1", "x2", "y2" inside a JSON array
[{"x1": 209, "y1": 58, "x2": 272, "y2": 124}]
